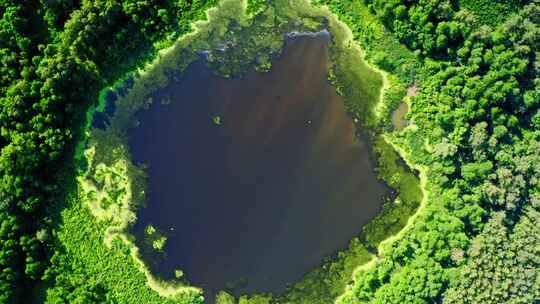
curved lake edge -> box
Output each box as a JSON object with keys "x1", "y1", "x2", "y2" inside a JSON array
[
  {"x1": 75, "y1": 0, "x2": 424, "y2": 303},
  {"x1": 126, "y1": 33, "x2": 392, "y2": 301}
]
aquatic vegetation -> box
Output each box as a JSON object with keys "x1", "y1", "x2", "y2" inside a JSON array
[
  {"x1": 212, "y1": 115, "x2": 223, "y2": 126},
  {"x1": 145, "y1": 225, "x2": 157, "y2": 236},
  {"x1": 144, "y1": 225, "x2": 168, "y2": 251},
  {"x1": 175, "y1": 270, "x2": 185, "y2": 279},
  {"x1": 152, "y1": 237, "x2": 167, "y2": 251}
]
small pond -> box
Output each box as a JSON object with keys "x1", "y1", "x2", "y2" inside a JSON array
[{"x1": 127, "y1": 32, "x2": 390, "y2": 301}]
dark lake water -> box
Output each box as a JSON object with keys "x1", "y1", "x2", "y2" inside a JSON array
[{"x1": 128, "y1": 32, "x2": 389, "y2": 301}]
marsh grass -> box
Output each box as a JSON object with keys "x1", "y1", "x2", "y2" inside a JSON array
[{"x1": 362, "y1": 136, "x2": 422, "y2": 248}]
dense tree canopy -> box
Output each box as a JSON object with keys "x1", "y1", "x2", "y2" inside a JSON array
[{"x1": 1, "y1": 0, "x2": 538, "y2": 303}]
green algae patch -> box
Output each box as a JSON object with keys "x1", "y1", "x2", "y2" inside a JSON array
[
  {"x1": 144, "y1": 225, "x2": 168, "y2": 251},
  {"x1": 275, "y1": 239, "x2": 374, "y2": 304},
  {"x1": 361, "y1": 135, "x2": 423, "y2": 248},
  {"x1": 334, "y1": 134, "x2": 431, "y2": 304},
  {"x1": 212, "y1": 115, "x2": 223, "y2": 126},
  {"x1": 77, "y1": 143, "x2": 201, "y2": 299},
  {"x1": 67, "y1": 0, "x2": 425, "y2": 303}
]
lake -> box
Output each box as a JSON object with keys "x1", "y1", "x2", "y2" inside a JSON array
[{"x1": 128, "y1": 32, "x2": 389, "y2": 302}]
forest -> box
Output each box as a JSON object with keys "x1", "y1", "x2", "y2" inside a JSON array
[{"x1": 0, "y1": 0, "x2": 538, "y2": 303}]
